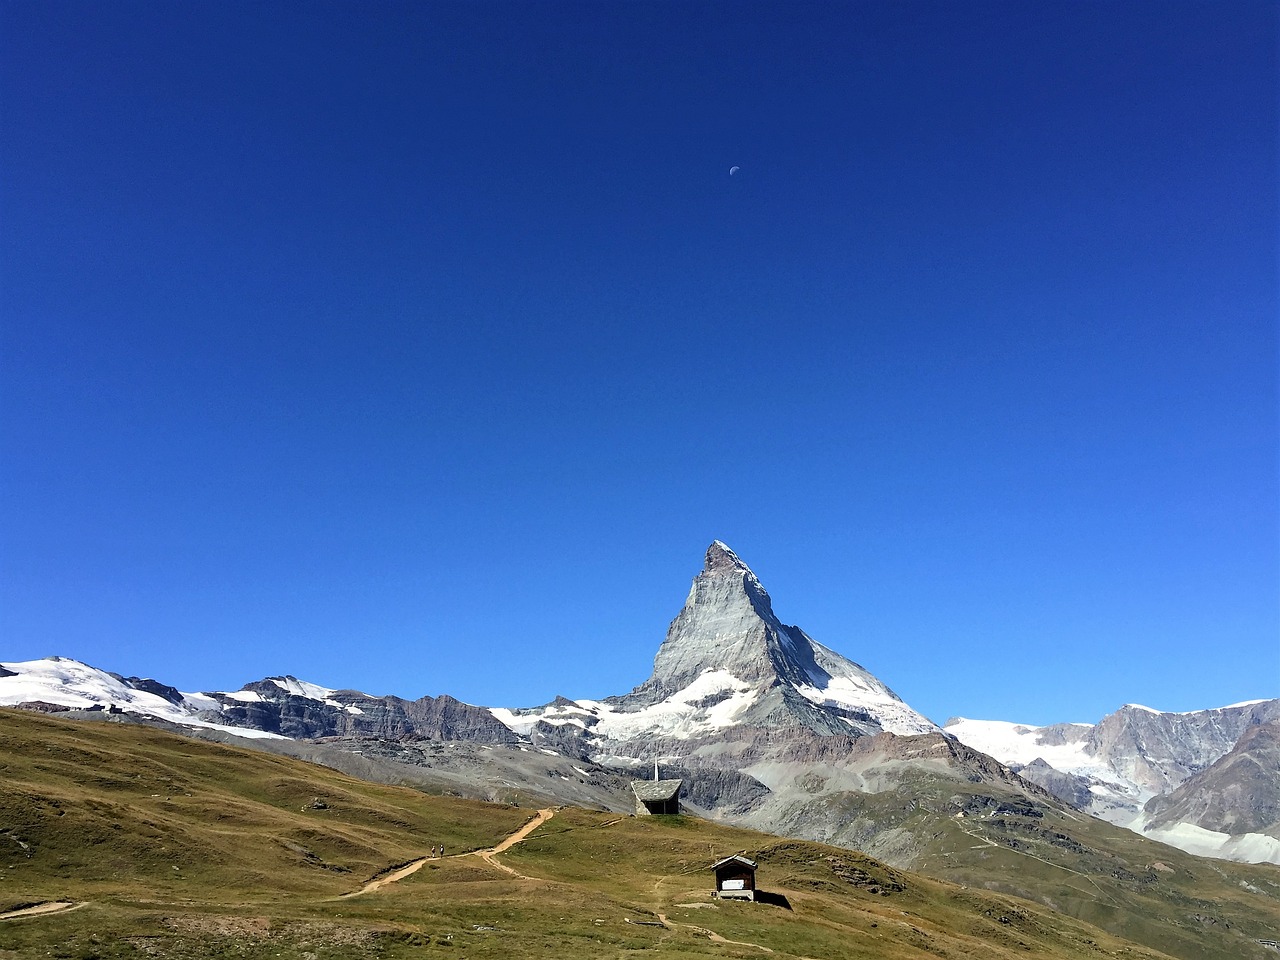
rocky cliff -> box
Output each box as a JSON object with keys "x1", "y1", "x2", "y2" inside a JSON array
[
  {"x1": 213, "y1": 679, "x2": 520, "y2": 744},
  {"x1": 1144, "y1": 720, "x2": 1280, "y2": 836},
  {"x1": 1087, "y1": 701, "x2": 1280, "y2": 796}
]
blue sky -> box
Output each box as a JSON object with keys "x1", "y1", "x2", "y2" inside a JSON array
[{"x1": 2, "y1": 1, "x2": 1276, "y2": 726}]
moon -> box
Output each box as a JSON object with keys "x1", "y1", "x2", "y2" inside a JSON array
[{"x1": 729, "y1": 165, "x2": 740, "y2": 175}]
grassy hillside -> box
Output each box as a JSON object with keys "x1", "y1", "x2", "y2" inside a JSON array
[
  {"x1": 0, "y1": 710, "x2": 1251, "y2": 959},
  {"x1": 760, "y1": 763, "x2": 1280, "y2": 960}
]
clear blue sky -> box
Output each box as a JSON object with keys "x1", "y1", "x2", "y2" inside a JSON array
[{"x1": 2, "y1": 1, "x2": 1276, "y2": 726}]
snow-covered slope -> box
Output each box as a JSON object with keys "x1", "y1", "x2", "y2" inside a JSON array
[
  {"x1": 1135, "y1": 820, "x2": 1280, "y2": 865},
  {"x1": 0, "y1": 656, "x2": 518, "y2": 744},
  {"x1": 943, "y1": 716, "x2": 1148, "y2": 821},
  {"x1": 0, "y1": 657, "x2": 285, "y2": 739}
]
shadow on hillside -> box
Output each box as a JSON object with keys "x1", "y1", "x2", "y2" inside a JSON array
[{"x1": 756, "y1": 891, "x2": 792, "y2": 910}]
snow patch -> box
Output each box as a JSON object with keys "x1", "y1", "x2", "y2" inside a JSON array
[
  {"x1": 803, "y1": 640, "x2": 938, "y2": 735},
  {"x1": 1138, "y1": 818, "x2": 1280, "y2": 866},
  {"x1": 494, "y1": 670, "x2": 761, "y2": 743},
  {"x1": 180, "y1": 692, "x2": 223, "y2": 713},
  {"x1": 945, "y1": 718, "x2": 1093, "y2": 771},
  {"x1": 221, "y1": 690, "x2": 265, "y2": 703},
  {"x1": 795, "y1": 672, "x2": 935, "y2": 735},
  {"x1": 588, "y1": 670, "x2": 759, "y2": 741},
  {"x1": 265, "y1": 676, "x2": 363, "y2": 714},
  {"x1": 490, "y1": 700, "x2": 594, "y2": 736},
  {"x1": 268, "y1": 677, "x2": 336, "y2": 700}
]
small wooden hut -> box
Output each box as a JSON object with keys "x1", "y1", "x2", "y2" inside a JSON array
[
  {"x1": 631, "y1": 778, "x2": 682, "y2": 815},
  {"x1": 711, "y1": 854, "x2": 757, "y2": 901}
]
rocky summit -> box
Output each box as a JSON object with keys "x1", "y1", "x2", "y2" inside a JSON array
[
  {"x1": 624, "y1": 541, "x2": 936, "y2": 737},
  {"x1": 492, "y1": 541, "x2": 936, "y2": 772}
]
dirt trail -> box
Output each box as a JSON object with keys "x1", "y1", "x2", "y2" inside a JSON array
[
  {"x1": 342, "y1": 857, "x2": 434, "y2": 897},
  {"x1": 656, "y1": 911, "x2": 774, "y2": 953},
  {"x1": 0, "y1": 901, "x2": 83, "y2": 921},
  {"x1": 474, "y1": 807, "x2": 555, "y2": 877},
  {"x1": 344, "y1": 807, "x2": 556, "y2": 897}
]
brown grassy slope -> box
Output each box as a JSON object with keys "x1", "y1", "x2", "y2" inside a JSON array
[
  {"x1": 361, "y1": 807, "x2": 1180, "y2": 960},
  {"x1": 0, "y1": 709, "x2": 529, "y2": 906},
  {"x1": 775, "y1": 764, "x2": 1280, "y2": 960},
  {"x1": 0, "y1": 709, "x2": 1183, "y2": 960}
]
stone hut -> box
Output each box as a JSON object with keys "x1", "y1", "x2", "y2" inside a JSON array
[{"x1": 631, "y1": 778, "x2": 682, "y2": 815}]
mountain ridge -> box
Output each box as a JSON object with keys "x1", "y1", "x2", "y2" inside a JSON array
[{"x1": 943, "y1": 697, "x2": 1280, "y2": 862}]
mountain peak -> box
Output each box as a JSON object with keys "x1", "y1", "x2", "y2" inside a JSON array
[
  {"x1": 696, "y1": 540, "x2": 775, "y2": 620},
  {"x1": 619, "y1": 544, "x2": 934, "y2": 737},
  {"x1": 705, "y1": 540, "x2": 748, "y2": 572}
]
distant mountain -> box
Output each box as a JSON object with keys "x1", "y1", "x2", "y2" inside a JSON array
[
  {"x1": 945, "y1": 699, "x2": 1280, "y2": 864},
  {"x1": 0, "y1": 656, "x2": 285, "y2": 740},
  {"x1": 1139, "y1": 720, "x2": 1280, "y2": 862},
  {"x1": 0, "y1": 656, "x2": 517, "y2": 745},
  {"x1": 492, "y1": 540, "x2": 935, "y2": 764},
  {"x1": 1145, "y1": 719, "x2": 1280, "y2": 833},
  {"x1": 630, "y1": 541, "x2": 936, "y2": 734}
]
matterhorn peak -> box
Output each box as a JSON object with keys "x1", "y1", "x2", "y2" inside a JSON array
[
  {"x1": 618, "y1": 543, "x2": 936, "y2": 737},
  {"x1": 705, "y1": 540, "x2": 748, "y2": 571},
  {"x1": 693, "y1": 540, "x2": 776, "y2": 622}
]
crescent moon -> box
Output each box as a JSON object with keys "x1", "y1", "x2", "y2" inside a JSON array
[{"x1": 729, "y1": 166, "x2": 740, "y2": 175}]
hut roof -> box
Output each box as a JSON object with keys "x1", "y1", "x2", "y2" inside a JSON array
[
  {"x1": 631, "y1": 779, "x2": 683, "y2": 802},
  {"x1": 711, "y1": 854, "x2": 757, "y2": 871}
]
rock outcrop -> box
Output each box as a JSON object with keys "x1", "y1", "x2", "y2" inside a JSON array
[
  {"x1": 1144, "y1": 720, "x2": 1280, "y2": 836},
  {"x1": 214, "y1": 681, "x2": 520, "y2": 744},
  {"x1": 1016, "y1": 758, "x2": 1095, "y2": 809},
  {"x1": 116, "y1": 676, "x2": 185, "y2": 706}
]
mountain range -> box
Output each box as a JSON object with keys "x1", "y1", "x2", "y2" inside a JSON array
[
  {"x1": 3, "y1": 540, "x2": 1275, "y2": 870},
  {"x1": 4, "y1": 540, "x2": 1277, "y2": 936}
]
